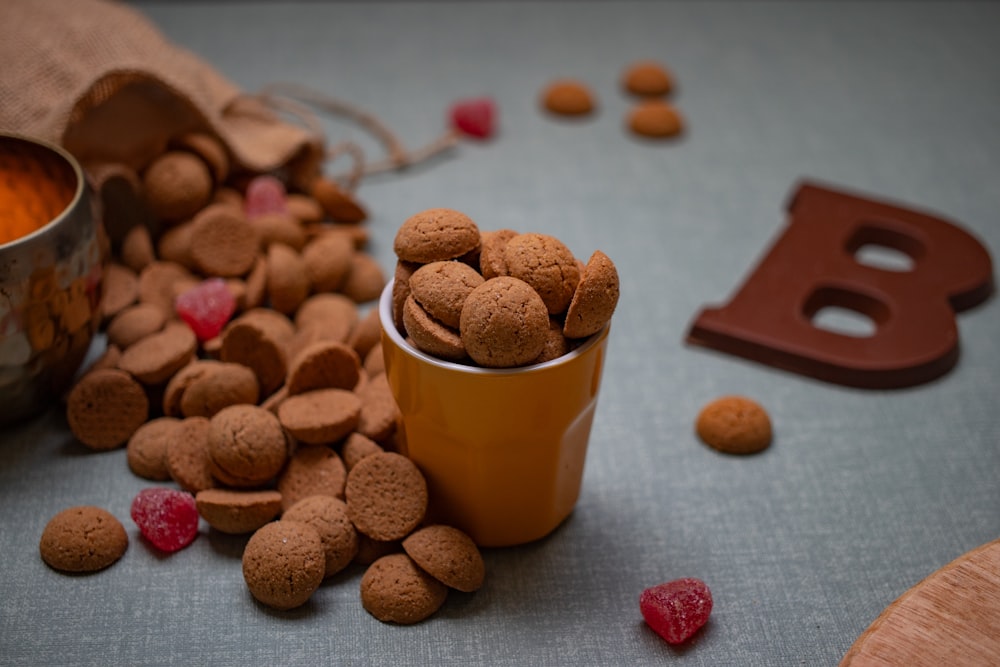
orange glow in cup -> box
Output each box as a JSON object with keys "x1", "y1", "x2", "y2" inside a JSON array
[{"x1": 379, "y1": 281, "x2": 610, "y2": 547}]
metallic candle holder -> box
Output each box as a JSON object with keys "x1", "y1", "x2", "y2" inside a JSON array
[{"x1": 0, "y1": 133, "x2": 103, "y2": 425}]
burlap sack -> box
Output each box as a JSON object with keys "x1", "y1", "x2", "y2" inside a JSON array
[{"x1": 0, "y1": 0, "x2": 323, "y2": 182}]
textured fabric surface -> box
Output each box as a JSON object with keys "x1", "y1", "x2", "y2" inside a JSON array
[
  {"x1": 0, "y1": 0, "x2": 319, "y2": 174},
  {"x1": 2, "y1": 2, "x2": 999, "y2": 666}
]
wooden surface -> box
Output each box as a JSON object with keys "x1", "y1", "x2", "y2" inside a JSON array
[{"x1": 841, "y1": 539, "x2": 1000, "y2": 666}]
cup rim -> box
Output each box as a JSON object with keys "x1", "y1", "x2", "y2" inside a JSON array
[
  {"x1": 379, "y1": 279, "x2": 609, "y2": 376},
  {"x1": 0, "y1": 132, "x2": 86, "y2": 251}
]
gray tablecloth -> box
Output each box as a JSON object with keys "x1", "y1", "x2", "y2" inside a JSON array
[{"x1": 3, "y1": 2, "x2": 999, "y2": 665}]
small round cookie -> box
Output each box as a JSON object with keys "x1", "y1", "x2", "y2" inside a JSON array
[
  {"x1": 393, "y1": 208, "x2": 481, "y2": 263},
  {"x1": 535, "y1": 317, "x2": 571, "y2": 363},
  {"x1": 478, "y1": 228, "x2": 517, "y2": 279},
  {"x1": 408, "y1": 261, "x2": 485, "y2": 329},
  {"x1": 66, "y1": 368, "x2": 149, "y2": 451},
  {"x1": 126, "y1": 416, "x2": 180, "y2": 481},
  {"x1": 178, "y1": 362, "x2": 259, "y2": 418},
  {"x1": 39, "y1": 506, "x2": 128, "y2": 573},
  {"x1": 340, "y1": 252, "x2": 386, "y2": 304},
  {"x1": 363, "y1": 342, "x2": 386, "y2": 377},
  {"x1": 286, "y1": 341, "x2": 361, "y2": 396},
  {"x1": 242, "y1": 520, "x2": 325, "y2": 611},
  {"x1": 208, "y1": 405, "x2": 288, "y2": 487},
  {"x1": 360, "y1": 553, "x2": 448, "y2": 624},
  {"x1": 266, "y1": 243, "x2": 310, "y2": 315},
  {"x1": 541, "y1": 79, "x2": 596, "y2": 116},
  {"x1": 302, "y1": 231, "x2": 353, "y2": 292},
  {"x1": 285, "y1": 193, "x2": 324, "y2": 223},
  {"x1": 194, "y1": 488, "x2": 283, "y2": 535},
  {"x1": 250, "y1": 211, "x2": 307, "y2": 251},
  {"x1": 340, "y1": 433, "x2": 384, "y2": 471},
  {"x1": 354, "y1": 534, "x2": 402, "y2": 566},
  {"x1": 120, "y1": 224, "x2": 155, "y2": 273},
  {"x1": 695, "y1": 395, "x2": 773, "y2": 455},
  {"x1": 189, "y1": 203, "x2": 260, "y2": 278},
  {"x1": 117, "y1": 321, "x2": 198, "y2": 385},
  {"x1": 345, "y1": 452, "x2": 428, "y2": 541},
  {"x1": 277, "y1": 389, "x2": 361, "y2": 445},
  {"x1": 171, "y1": 132, "x2": 230, "y2": 185},
  {"x1": 155, "y1": 222, "x2": 195, "y2": 269},
  {"x1": 402, "y1": 525, "x2": 485, "y2": 593},
  {"x1": 503, "y1": 233, "x2": 580, "y2": 315},
  {"x1": 390, "y1": 261, "x2": 419, "y2": 334},
  {"x1": 100, "y1": 262, "x2": 139, "y2": 321},
  {"x1": 283, "y1": 495, "x2": 359, "y2": 578},
  {"x1": 137, "y1": 261, "x2": 195, "y2": 316},
  {"x1": 402, "y1": 295, "x2": 467, "y2": 362},
  {"x1": 311, "y1": 176, "x2": 368, "y2": 223},
  {"x1": 348, "y1": 308, "x2": 382, "y2": 361},
  {"x1": 294, "y1": 292, "x2": 359, "y2": 342},
  {"x1": 220, "y1": 318, "x2": 290, "y2": 397},
  {"x1": 459, "y1": 277, "x2": 549, "y2": 368},
  {"x1": 621, "y1": 60, "x2": 674, "y2": 97},
  {"x1": 355, "y1": 372, "x2": 400, "y2": 444},
  {"x1": 627, "y1": 99, "x2": 684, "y2": 139},
  {"x1": 163, "y1": 360, "x2": 219, "y2": 417},
  {"x1": 166, "y1": 416, "x2": 216, "y2": 493},
  {"x1": 105, "y1": 302, "x2": 166, "y2": 349},
  {"x1": 142, "y1": 151, "x2": 213, "y2": 222},
  {"x1": 277, "y1": 445, "x2": 347, "y2": 511},
  {"x1": 563, "y1": 250, "x2": 620, "y2": 339}
]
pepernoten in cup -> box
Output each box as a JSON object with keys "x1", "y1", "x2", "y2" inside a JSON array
[{"x1": 379, "y1": 281, "x2": 610, "y2": 547}]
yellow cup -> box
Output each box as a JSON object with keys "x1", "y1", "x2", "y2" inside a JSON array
[{"x1": 379, "y1": 281, "x2": 610, "y2": 547}]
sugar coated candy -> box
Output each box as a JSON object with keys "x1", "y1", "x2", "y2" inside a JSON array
[
  {"x1": 639, "y1": 577, "x2": 713, "y2": 645},
  {"x1": 130, "y1": 487, "x2": 199, "y2": 552}
]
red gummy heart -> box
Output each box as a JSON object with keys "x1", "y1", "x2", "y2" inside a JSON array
[
  {"x1": 175, "y1": 277, "x2": 236, "y2": 342},
  {"x1": 640, "y1": 578, "x2": 713, "y2": 644},
  {"x1": 450, "y1": 97, "x2": 497, "y2": 139},
  {"x1": 131, "y1": 488, "x2": 199, "y2": 553}
]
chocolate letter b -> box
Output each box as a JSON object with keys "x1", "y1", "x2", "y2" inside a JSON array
[{"x1": 687, "y1": 181, "x2": 994, "y2": 388}]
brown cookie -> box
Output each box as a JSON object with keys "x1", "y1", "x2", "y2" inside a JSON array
[
  {"x1": 166, "y1": 416, "x2": 216, "y2": 493},
  {"x1": 363, "y1": 342, "x2": 386, "y2": 377},
  {"x1": 541, "y1": 79, "x2": 596, "y2": 116},
  {"x1": 163, "y1": 360, "x2": 219, "y2": 417},
  {"x1": 137, "y1": 261, "x2": 195, "y2": 318},
  {"x1": 220, "y1": 315, "x2": 291, "y2": 397},
  {"x1": 194, "y1": 488, "x2": 283, "y2": 535},
  {"x1": 302, "y1": 231, "x2": 353, "y2": 292},
  {"x1": 347, "y1": 307, "x2": 382, "y2": 360},
  {"x1": 117, "y1": 321, "x2": 198, "y2": 385},
  {"x1": 126, "y1": 416, "x2": 180, "y2": 481},
  {"x1": 695, "y1": 395, "x2": 773, "y2": 455},
  {"x1": 155, "y1": 221, "x2": 196, "y2": 270},
  {"x1": 360, "y1": 553, "x2": 448, "y2": 624},
  {"x1": 286, "y1": 341, "x2": 361, "y2": 396},
  {"x1": 340, "y1": 432, "x2": 384, "y2": 471},
  {"x1": 478, "y1": 228, "x2": 517, "y2": 279},
  {"x1": 390, "y1": 261, "x2": 419, "y2": 333},
  {"x1": 354, "y1": 534, "x2": 402, "y2": 566},
  {"x1": 355, "y1": 372, "x2": 400, "y2": 444},
  {"x1": 179, "y1": 362, "x2": 259, "y2": 418},
  {"x1": 627, "y1": 99, "x2": 684, "y2": 139},
  {"x1": 171, "y1": 132, "x2": 230, "y2": 185},
  {"x1": 503, "y1": 233, "x2": 580, "y2": 315},
  {"x1": 402, "y1": 524, "x2": 485, "y2": 593},
  {"x1": 250, "y1": 212, "x2": 307, "y2": 251},
  {"x1": 266, "y1": 243, "x2": 310, "y2": 315},
  {"x1": 402, "y1": 295, "x2": 467, "y2": 362},
  {"x1": 106, "y1": 302, "x2": 167, "y2": 349},
  {"x1": 39, "y1": 506, "x2": 128, "y2": 573},
  {"x1": 100, "y1": 262, "x2": 139, "y2": 321},
  {"x1": 459, "y1": 277, "x2": 549, "y2": 368},
  {"x1": 242, "y1": 255, "x2": 268, "y2": 311},
  {"x1": 283, "y1": 495, "x2": 359, "y2": 578},
  {"x1": 294, "y1": 293, "x2": 359, "y2": 341},
  {"x1": 345, "y1": 452, "x2": 427, "y2": 541},
  {"x1": 142, "y1": 151, "x2": 213, "y2": 222},
  {"x1": 393, "y1": 208, "x2": 481, "y2": 263},
  {"x1": 189, "y1": 203, "x2": 260, "y2": 277},
  {"x1": 563, "y1": 250, "x2": 620, "y2": 339},
  {"x1": 242, "y1": 520, "x2": 325, "y2": 611},
  {"x1": 408, "y1": 261, "x2": 485, "y2": 330},
  {"x1": 208, "y1": 404, "x2": 288, "y2": 487},
  {"x1": 120, "y1": 224, "x2": 156, "y2": 274},
  {"x1": 285, "y1": 193, "x2": 324, "y2": 224},
  {"x1": 277, "y1": 389, "x2": 361, "y2": 446},
  {"x1": 340, "y1": 252, "x2": 387, "y2": 304},
  {"x1": 66, "y1": 368, "x2": 149, "y2": 450},
  {"x1": 535, "y1": 317, "x2": 571, "y2": 363},
  {"x1": 311, "y1": 177, "x2": 368, "y2": 223},
  {"x1": 277, "y1": 445, "x2": 347, "y2": 511},
  {"x1": 621, "y1": 60, "x2": 674, "y2": 97}
]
